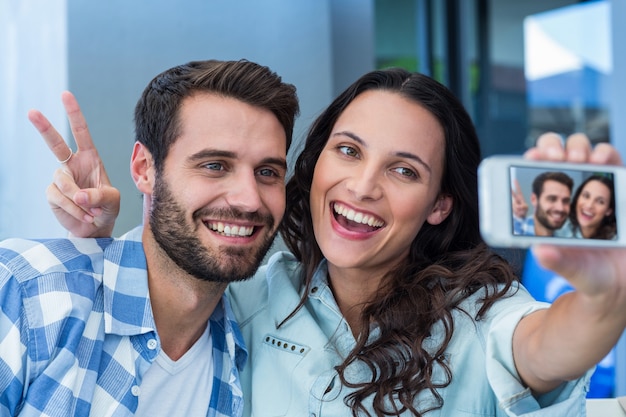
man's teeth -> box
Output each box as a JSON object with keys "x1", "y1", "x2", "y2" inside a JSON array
[
  {"x1": 333, "y1": 203, "x2": 384, "y2": 227},
  {"x1": 208, "y1": 222, "x2": 254, "y2": 237}
]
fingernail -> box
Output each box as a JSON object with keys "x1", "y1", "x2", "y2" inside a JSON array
[
  {"x1": 74, "y1": 191, "x2": 88, "y2": 205},
  {"x1": 547, "y1": 147, "x2": 564, "y2": 159},
  {"x1": 569, "y1": 149, "x2": 585, "y2": 162}
]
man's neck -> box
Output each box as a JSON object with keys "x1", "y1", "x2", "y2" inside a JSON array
[
  {"x1": 143, "y1": 234, "x2": 228, "y2": 361},
  {"x1": 532, "y1": 216, "x2": 554, "y2": 237},
  {"x1": 149, "y1": 271, "x2": 226, "y2": 361}
]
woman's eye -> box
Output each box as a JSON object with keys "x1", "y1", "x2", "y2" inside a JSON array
[
  {"x1": 394, "y1": 167, "x2": 417, "y2": 179},
  {"x1": 338, "y1": 145, "x2": 359, "y2": 157}
]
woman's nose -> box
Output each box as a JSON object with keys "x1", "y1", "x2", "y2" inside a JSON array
[{"x1": 346, "y1": 168, "x2": 383, "y2": 201}]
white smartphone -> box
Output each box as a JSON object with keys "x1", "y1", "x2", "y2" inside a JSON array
[{"x1": 478, "y1": 156, "x2": 626, "y2": 248}]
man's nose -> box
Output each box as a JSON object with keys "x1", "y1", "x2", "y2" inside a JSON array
[{"x1": 225, "y1": 171, "x2": 263, "y2": 212}]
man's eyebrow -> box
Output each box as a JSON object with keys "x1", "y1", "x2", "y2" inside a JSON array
[
  {"x1": 188, "y1": 149, "x2": 287, "y2": 169},
  {"x1": 261, "y1": 157, "x2": 288, "y2": 170},
  {"x1": 189, "y1": 149, "x2": 236, "y2": 161},
  {"x1": 332, "y1": 130, "x2": 432, "y2": 174}
]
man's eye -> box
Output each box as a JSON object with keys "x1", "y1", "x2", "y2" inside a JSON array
[
  {"x1": 338, "y1": 145, "x2": 358, "y2": 157},
  {"x1": 258, "y1": 168, "x2": 278, "y2": 177},
  {"x1": 204, "y1": 162, "x2": 224, "y2": 171}
]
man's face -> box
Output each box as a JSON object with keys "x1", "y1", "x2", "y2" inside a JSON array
[
  {"x1": 149, "y1": 93, "x2": 287, "y2": 283},
  {"x1": 532, "y1": 179, "x2": 571, "y2": 235}
]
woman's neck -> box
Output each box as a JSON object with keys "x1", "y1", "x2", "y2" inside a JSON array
[
  {"x1": 579, "y1": 224, "x2": 597, "y2": 238},
  {"x1": 326, "y1": 265, "x2": 385, "y2": 337}
]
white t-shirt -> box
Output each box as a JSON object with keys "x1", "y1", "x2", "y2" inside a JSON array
[{"x1": 135, "y1": 323, "x2": 214, "y2": 416}]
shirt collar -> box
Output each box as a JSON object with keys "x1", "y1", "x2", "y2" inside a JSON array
[
  {"x1": 310, "y1": 258, "x2": 329, "y2": 290},
  {"x1": 308, "y1": 259, "x2": 345, "y2": 319},
  {"x1": 209, "y1": 294, "x2": 248, "y2": 371},
  {"x1": 102, "y1": 225, "x2": 155, "y2": 336}
]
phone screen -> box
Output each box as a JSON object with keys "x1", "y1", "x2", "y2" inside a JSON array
[{"x1": 509, "y1": 165, "x2": 617, "y2": 241}]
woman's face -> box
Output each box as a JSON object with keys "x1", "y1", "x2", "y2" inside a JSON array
[
  {"x1": 309, "y1": 90, "x2": 452, "y2": 279},
  {"x1": 576, "y1": 179, "x2": 613, "y2": 234}
]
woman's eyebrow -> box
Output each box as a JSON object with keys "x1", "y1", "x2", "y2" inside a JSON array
[
  {"x1": 333, "y1": 130, "x2": 431, "y2": 174},
  {"x1": 395, "y1": 151, "x2": 431, "y2": 174},
  {"x1": 332, "y1": 130, "x2": 364, "y2": 144}
]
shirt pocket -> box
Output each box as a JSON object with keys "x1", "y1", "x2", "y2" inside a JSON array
[{"x1": 249, "y1": 333, "x2": 310, "y2": 416}]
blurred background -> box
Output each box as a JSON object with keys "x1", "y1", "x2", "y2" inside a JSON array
[{"x1": 1, "y1": 0, "x2": 624, "y2": 397}]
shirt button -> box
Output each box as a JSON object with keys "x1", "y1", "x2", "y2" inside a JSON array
[
  {"x1": 147, "y1": 339, "x2": 158, "y2": 350},
  {"x1": 131, "y1": 385, "x2": 141, "y2": 396}
]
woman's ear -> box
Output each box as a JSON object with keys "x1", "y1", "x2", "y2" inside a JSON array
[
  {"x1": 426, "y1": 194, "x2": 453, "y2": 225},
  {"x1": 130, "y1": 142, "x2": 155, "y2": 194}
]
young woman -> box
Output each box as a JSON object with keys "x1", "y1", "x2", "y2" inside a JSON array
[
  {"x1": 32, "y1": 68, "x2": 626, "y2": 416},
  {"x1": 569, "y1": 174, "x2": 617, "y2": 240}
]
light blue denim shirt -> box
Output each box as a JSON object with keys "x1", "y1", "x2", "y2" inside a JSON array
[{"x1": 228, "y1": 251, "x2": 590, "y2": 417}]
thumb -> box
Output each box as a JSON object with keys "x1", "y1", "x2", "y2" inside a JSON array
[{"x1": 532, "y1": 244, "x2": 618, "y2": 295}]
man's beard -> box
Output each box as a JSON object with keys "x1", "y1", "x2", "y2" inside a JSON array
[
  {"x1": 535, "y1": 205, "x2": 566, "y2": 231},
  {"x1": 149, "y1": 176, "x2": 278, "y2": 283}
]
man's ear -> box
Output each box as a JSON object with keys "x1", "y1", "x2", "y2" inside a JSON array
[
  {"x1": 426, "y1": 194, "x2": 453, "y2": 225},
  {"x1": 130, "y1": 142, "x2": 155, "y2": 194},
  {"x1": 530, "y1": 193, "x2": 538, "y2": 207}
]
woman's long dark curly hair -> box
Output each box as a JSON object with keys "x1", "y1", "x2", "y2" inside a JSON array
[
  {"x1": 280, "y1": 68, "x2": 518, "y2": 416},
  {"x1": 568, "y1": 174, "x2": 617, "y2": 239}
]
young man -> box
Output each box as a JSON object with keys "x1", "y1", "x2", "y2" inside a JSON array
[
  {"x1": 513, "y1": 171, "x2": 574, "y2": 236},
  {"x1": 0, "y1": 60, "x2": 299, "y2": 417}
]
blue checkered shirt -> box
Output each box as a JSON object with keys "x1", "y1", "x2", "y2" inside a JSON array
[
  {"x1": 0, "y1": 226, "x2": 246, "y2": 417},
  {"x1": 513, "y1": 216, "x2": 535, "y2": 236}
]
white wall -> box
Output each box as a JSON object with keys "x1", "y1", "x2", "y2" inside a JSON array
[
  {"x1": 66, "y1": 1, "x2": 337, "y2": 236},
  {"x1": 1, "y1": 1, "x2": 341, "y2": 238},
  {"x1": 0, "y1": 0, "x2": 69, "y2": 238}
]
